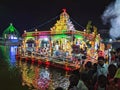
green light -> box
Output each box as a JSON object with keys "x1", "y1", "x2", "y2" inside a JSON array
[
  {"x1": 25, "y1": 36, "x2": 34, "y2": 41},
  {"x1": 26, "y1": 32, "x2": 34, "y2": 37},
  {"x1": 9, "y1": 23, "x2": 14, "y2": 32},
  {"x1": 2, "y1": 23, "x2": 20, "y2": 38},
  {"x1": 74, "y1": 35, "x2": 83, "y2": 39},
  {"x1": 62, "y1": 30, "x2": 67, "y2": 33},
  {"x1": 27, "y1": 68, "x2": 35, "y2": 78},
  {"x1": 0, "y1": 46, "x2": 10, "y2": 60},
  {"x1": 54, "y1": 34, "x2": 67, "y2": 39}
]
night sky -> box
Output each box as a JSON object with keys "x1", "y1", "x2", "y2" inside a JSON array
[{"x1": 0, "y1": 0, "x2": 114, "y2": 35}]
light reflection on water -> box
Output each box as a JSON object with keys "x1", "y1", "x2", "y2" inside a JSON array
[
  {"x1": 0, "y1": 46, "x2": 70, "y2": 90},
  {"x1": 0, "y1": 45, "x2": 17, "y2": 67},
  {"x1": 9, "y1": 46, "x2": 18, "y2": 66},
  {"x1": 17, "y1": 61, "x2": 70, "y2": 90}
]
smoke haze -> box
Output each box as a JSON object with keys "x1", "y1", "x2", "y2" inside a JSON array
[{"x1": 102, "y1": 0, "x2": 120, "y2": 39}]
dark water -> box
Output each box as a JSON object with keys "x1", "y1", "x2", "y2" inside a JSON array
[{"x1": 0, "y1": 46, "x2": 70, "y2": 90}]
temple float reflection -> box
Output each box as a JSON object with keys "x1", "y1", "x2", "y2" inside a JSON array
[
  {"x1": 16, "y1": 60, "x2": 70, "y2": 90},
  {"x1": 16, "y1": 9, "x2": 106, "y2": 71}
]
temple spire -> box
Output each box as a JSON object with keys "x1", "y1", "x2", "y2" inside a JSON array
[
  {"x1": 51, "y1": 9, "x2": 75, "y2": 34},
  {"x1": 62, "y1": 8, "x2": 66, "y2": 12}
]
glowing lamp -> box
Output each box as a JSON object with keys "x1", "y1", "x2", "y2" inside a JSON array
[
  {"x1": 35, "y1": 29, "x2": 38, "y2": 32},
  {"x1": 44, "y1": 38, "x2": 48, "y2": 41},
  {"x1": 24, "y1": 30, "x2": 26, "y2": 33},
  {"x1": 65, "y1": 67, "x2": 70, "y2": 71},
  {"x1": 45, "y1": 61, "x2": 50, "y2": 65},
  {"x1": 11, "y1": 35, "x2": 14, "y2": 39},
  {"x1": 62, "y1": 8, "x2": 66, "y2": 12},
  {"x1": 109, "y1": 39, "x2": 112, "y2": 43},
  {"x1": 14, "y1": 36, "x2": 17, "y2": 39},
  {"x1": 38, "y1": 61, "x2": 42, "y2": 64}
]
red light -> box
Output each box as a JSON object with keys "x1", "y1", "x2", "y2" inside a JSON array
[
  {"x1": 65, "y1": 67, "x2": 70, "y2": 71},
  {"x1": 62, "y1": 8, "x2": 66, "y2": 12},
  {"x1": 45, "y1": 61, "x2": 50, "y2": 65},
  {"x1": 32, "y1": 58, "x2": 34, "y2": 63},
  {"x1": 38, "y1": 60, "x2": 42, "y2": 64},
  {"x1": 26, "y1": 57, "x2": 28, "y2": 61}
]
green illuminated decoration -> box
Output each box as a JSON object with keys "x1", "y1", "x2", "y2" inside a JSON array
[
  {"x1": 74, "y1": 35, "x2": 83, "y2": 39},
  {"x1": 2, "y1": 23, "x2": 20, "y2": 39},
  {"x1": 54, "y1": 34, "x2": 67, "y2": 39},
  {"x1": 25, "y1": 37, "x2": 34, "y2": 41},
  {"x1": 9, "y1": 23, "x2": 14, "y2": 32},
  {"x1": 62, "y1": 30, "x2": 67, "y2": 33},
  {"x1": 27, "y1": 68, "x2": 35, "y2": 79},
  {"x1": 26, "y1": 32, "x2": 34, "y2": 37}
]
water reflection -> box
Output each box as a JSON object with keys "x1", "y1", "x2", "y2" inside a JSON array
[
  {"x1": 9, "y1": 46, "x2": 17, "y2": 66},
  {"x1": 0, "y1": 45, "x2": 17, "y2": 67},
  {"x1": 0, "y1": 46, "x2": 70, "y2": 90},
  {"x1": 0, "y1": 45, "x2": 29, "y2": 90},
  {"x1": 17, "y1": 60, "x2": 70, "y2": 90}
]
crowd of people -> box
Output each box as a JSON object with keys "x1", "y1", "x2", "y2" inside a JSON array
[{"x1": 54, "y1": 48, "x2": 120, "y2": 90}]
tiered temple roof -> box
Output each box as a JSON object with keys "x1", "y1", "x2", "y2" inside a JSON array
[{"x1": 50, "y1": 9, "x2": 76, "y2": 34}]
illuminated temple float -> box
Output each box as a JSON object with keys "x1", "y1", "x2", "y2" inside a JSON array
[{"x1": 16, "y1": 9, "x2": 105, "y2": 71}]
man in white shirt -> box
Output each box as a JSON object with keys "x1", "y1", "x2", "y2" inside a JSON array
[
  {"x1": 97, "y1": 56, "x2": 108, "y2": 77},
  {"x1": 55, "y1": 43, "x2": 59, "y2": 51}
]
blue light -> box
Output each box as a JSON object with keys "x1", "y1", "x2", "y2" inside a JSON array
[{"x1": 9, "y1": 46, "x2": 18, "y2": 66}]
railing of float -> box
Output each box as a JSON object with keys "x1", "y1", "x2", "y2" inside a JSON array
[{"x1": 22, "y1": 30, "x2": 86, "y2": 37}]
